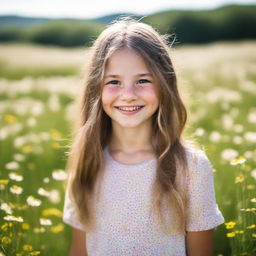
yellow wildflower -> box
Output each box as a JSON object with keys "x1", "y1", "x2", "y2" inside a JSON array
[
  {"x1": 51, "y1": 223, "x2": 64, "y2": 233},
  {"x1": 0, "y1": 179, "x2": 9, "y2": 185},
  {"x1": 224, "y1": 221, "x2": 236, "y2": 229},
  {"x1": 230, "y1": 156, "x2": 246, "y2": 165},
  {"x1": 30, "y1": 251, "x2": 40, "y2": 255},
  {"x1": 251, "y1": 198, "x2": 256, "y2": 203},
  {"x1": 22, "y1": 223, "x2": 30, "y2": 230},
  {"x1": 1, "y1": 236, "x2": 11, "y2": 244},
  {"x1": 246, "y1": 224, "x2": 256, "y2": 229},
  {"x1": 252, "y1": 233, "x2": 256, "y2": 238},
  {"x1": 22, "y1": 145, "x2": 33, "y2": 153},
  {"x1": 1, "y1": 223, "x2": 9, "y2": 231},
  {"x1": 235, "y1": 174, "x2": 245, "y2": 183},
  {"x1": 42, "y1": 208, "x2": 63, "y2": 218},
  {"x1": 234, "y1": 230, "x2": 244, "y2": 234},
  {"x1": 23, "y1": 244, "x2": 33, "y2": 251},
  {"x1": 5, "y1": 114, "x2": 17, "y2": 123},
  {"x1": 226, "y1": 232, "x2": 236, "y2": 237}
]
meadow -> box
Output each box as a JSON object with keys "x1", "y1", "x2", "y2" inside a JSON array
[{"x1": 0, "y1": 41, "x2": 255, "y2": 256}]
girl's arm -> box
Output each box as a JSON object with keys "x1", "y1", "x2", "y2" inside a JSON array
[
  {"x1": 69, "y1": 228, "x2": 88, "y2": 256},
  {"x1": 185, "y1": 229, "x2": 214, "y2": 256}
]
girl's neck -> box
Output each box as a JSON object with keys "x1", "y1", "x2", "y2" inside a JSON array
[{"x1": 109, "y1": 123, "x2": 154, "y2": 154}]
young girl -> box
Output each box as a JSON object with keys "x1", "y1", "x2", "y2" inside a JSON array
[{"x1": 62, "y1": 17, "x2": 225, "y2": 256}]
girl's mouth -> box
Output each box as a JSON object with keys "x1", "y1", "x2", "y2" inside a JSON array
[{"x1": 114, "y1": 106, "x2": 144, "y2": 115}]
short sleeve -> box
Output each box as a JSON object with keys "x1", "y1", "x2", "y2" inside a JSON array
[
  {"x1": 62, "y1": 187, "x2": 86, "y2": 231},
  {"x1": 185, "y1": 150, "x2": 225, "y2": 232}
]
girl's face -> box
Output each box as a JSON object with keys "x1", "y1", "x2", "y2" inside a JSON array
[{"x1": 101, "y1": 48, "x2": 159, "y2": 129}]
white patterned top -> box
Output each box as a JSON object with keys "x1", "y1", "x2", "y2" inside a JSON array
[{"x1": 63, "y1": 145, "x2": 225, "y2": 256}]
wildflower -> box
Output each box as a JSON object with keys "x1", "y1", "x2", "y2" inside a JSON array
[
  {"x1": 230, "y1": 156, "x2": 246, "y2": 165},
  {"x1": 252, "y1": 233, "x2": 256, "y2": 238},
  {"x1": 51, "y1": 223, "x2": 64, "y2": 233},
  {"x1": 246, "y1": 224, "x2": 256, "y2": 229},
  {"x1": 43, "y1": 177, "x2": 50, "y2": 183},
  {"x1": 244, "y1": 131, "x2": 256, "y2": 143},
  {"x1": 235, "y1": 174, "x2": 245, "y2": 183},
  {"x1": 30, "y1": 251, "x2": 41, "y2": 255},
  {"x1": 23, "y1": 244, "x2": 33, "y2": 251},
  {"x1": 42, "y1": 208, "x2": 62, "y2": 218},
  {"x1": 233, "y1": 136, "x2": 243, "y2": 144},
  {"x1": 251, "y1": 169, "x2": 256, "y2": 180},
  {"x1": 38, "y1": 188, "x2": 50, "y2": 197},
  {"x1": 234, "y1": 124, "x2": 243, "y2": 132},
  {"x1": 0, "y1": 203, "x2": 13, "y2": 214},
  {"x1": 5, "y1": 114, "x2": 17, "y2": 123},
  {"x1": 251, "y1": 198, "x2": 256, "y2": 203},
  {"x1": 234, "y1": 230, "x2": 244, "y2": 234},
  {"x1": 225, "y1": 221, "x2": 236, "y2": 229},
  {"x1": 22, "y1": 145, "x2": 33, "y2": 153},
  {"x1": 194, "y1": 128, "x2": 204, "y2": 136},
  {"x1": 1, "y1": 223, "x2": 9, "y2": 231},
  {"x1": 4, "y1": 215, "x2": 24, "y2": 222},
  {"x1": 27, "y1": 196, "x2": 42, "y2": 207},
  {"x1": 13, "y1": 153, "x2": 25, "y2": 162},
  {"x1": 1, "y1": 236, "x2": 11, "y2": 244},
  {"x1": 247, "y1": 184, "x2": 255, "y2": 190},
  {"x1": 226, "y1": 232, "x2": 236, "y2": 237},
  {"x1": 247, "y1": 108, "x2": 256, "y2": 123},
  {"x1": 30, "y1": 252, "x2": 40, "y2": 256},
  {"x1": 221, "y1": 149, "x2": 238, "y2": 161},
  {"x1": 9, "y1": 172, "x2": 23, "y2": 182},
  {"x1": 40, "y1": 218, "x2": 52, "y2": 226},
  {"x1": 5, "y1": 161, "x2": 19, "y2": 170},
  {"x1": 26, "y1": 117, "x2": 37, "y2": 127},
  {"x1": 52, "y1": 169, "x2": 67, "y2": 181},
  {"x1": 22, "y1": 223, "x2": 30, "y2": 230},
  {"x1": 33, "y1": 227, "x2": 45, "y2": 233},
  {"x1": 10, "y1": 185, "x2": 23, "y2": 195},
  {"x1": 49, "y1": 189, "x2": 60, "y2": 203},
  {"x1": 241, "y1": 208, "x2": 256, "y2": 212},
  {"x1": 209, "y1": 131, "x2": 221, "y2": 142},
  {"x1": 0, "y1": 179, "x2": 9, "y2": 185}
]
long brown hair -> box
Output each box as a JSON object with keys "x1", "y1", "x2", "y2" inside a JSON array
[{"x1": 65, "y1": 17, "x2": 200, "y2": 235}]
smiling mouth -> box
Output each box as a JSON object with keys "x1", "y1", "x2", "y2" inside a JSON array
[{"x1": 114, "y1": 106, "x2": 145, "y2": 113}]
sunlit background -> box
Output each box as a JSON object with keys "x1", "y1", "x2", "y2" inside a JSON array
[{"x1": 0, "y1": 0, "x2": 256, "y2": 255}]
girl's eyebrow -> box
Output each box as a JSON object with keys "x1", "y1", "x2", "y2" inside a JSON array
[{"x1": 104, "y1": 73, "x2": 152, "y2": 78}]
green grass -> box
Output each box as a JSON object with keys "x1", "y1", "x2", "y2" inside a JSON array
[{"x1": 0, "y1": 61, "x2": 79, "y2": 79}]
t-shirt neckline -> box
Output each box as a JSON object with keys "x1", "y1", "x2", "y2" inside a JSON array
[{"x1": 104, "y1": 145, "x2": 156, "y2": 167}]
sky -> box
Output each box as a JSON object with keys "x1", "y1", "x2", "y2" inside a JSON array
[{"x1": 0, "y1": 0, "x2": 255, "y2": 19}]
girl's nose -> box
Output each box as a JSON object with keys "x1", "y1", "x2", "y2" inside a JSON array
[{"x1": 120, "y1": 84, "x2": 138, "y2": 100}]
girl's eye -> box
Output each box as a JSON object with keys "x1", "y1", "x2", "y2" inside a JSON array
[
  {"x1": 106, "y1": 80, "x2": 119, "y2": 85},
  {"x1": 137, "y1": 79, "x2": 151, "y2": 84}
]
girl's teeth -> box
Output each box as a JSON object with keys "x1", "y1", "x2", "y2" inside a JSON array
[{"x1": 118, "y1": 106, "x2": 142, "y2": 111}]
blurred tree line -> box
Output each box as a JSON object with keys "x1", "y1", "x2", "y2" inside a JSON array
[{"x1": 0, "y1": 4, "x2": 255, "y2": 47}]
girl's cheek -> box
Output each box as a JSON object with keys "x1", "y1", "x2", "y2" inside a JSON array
[
  {"x1": 137, "y1": 87, "x2": 158, "y2": 98},
  {"x1": 102, "y1": 87, "x2": 119, "y2": 102}
]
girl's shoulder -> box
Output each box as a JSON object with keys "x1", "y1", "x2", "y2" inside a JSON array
[{"x1": 182, "y1": 143, "x2": 212, "y2": 172}]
